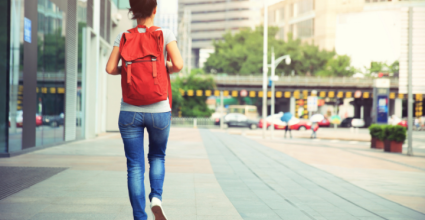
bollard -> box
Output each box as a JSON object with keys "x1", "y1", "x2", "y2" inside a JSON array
[{"x1": 194, "y1": 118, "x2": 197, "y2": 128}]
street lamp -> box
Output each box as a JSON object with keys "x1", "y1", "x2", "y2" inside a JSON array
[
  {"x1": 269, "y1": 49, "x2": 291, "y2": 138},
  {"x1": 262, "y1": 2, "x2": 268, "y2": 139}
]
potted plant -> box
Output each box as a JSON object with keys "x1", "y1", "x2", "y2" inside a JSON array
[
  {"x1": 383, "y1": 125, "x2": 393, "y2": 152},
  {"x1": 368, "y1": 124, "x2": 381, "y2": 148},
  {"x1": 375, "y1": 125, "x2": 385, "y2": 149},
  {"x1": 387, "y1": 125, "x2": 406, "y2": 153}
]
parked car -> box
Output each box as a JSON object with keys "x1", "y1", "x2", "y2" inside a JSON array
[
  {"x1": 216, "y1": 113, "x2": 259, "y2": 129},
  {"x1": 290, "y1": 120, "x2": 312, "y2": 130},
  {"x1": 317, "y1": 118, "x2": 330, "y2": 127},
  {"x1": 258, "y1": 113, "x2": 312, "y2": 130},
  {"x1": 42, "y1": 114, "x2": 64, "y2": 127},
  {"x1": 9, "y1": 110, "x2": 43, "y2": 127},
  {"x1": 397, "y1": 119, "x2": 408, "y2": 128},
  {"x1": 351, "y1": 118, "x2": 365, "y2": 127},
  {"x1": 340, "y1": 117, "x2": 365, "y2": 128}
]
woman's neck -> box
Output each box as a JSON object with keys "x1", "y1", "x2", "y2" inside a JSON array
[{"x1": 137, "y1": 17, "x2": 154, "y2": 27}]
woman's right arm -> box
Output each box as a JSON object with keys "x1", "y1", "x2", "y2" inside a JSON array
[{"x1": 166, "y1": 41, "x2": 183, "y2": 73}]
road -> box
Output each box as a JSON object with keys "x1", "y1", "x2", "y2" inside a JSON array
[{"x1": 209, "y1": 126, "x2": 425, "y2": 155}]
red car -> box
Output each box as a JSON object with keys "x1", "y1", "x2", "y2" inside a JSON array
[
  {"x1": 9, "y1": 111, "x2": 43, "y2": 127},
  {"x1": 258, "y1": 118, "x2": 312, "y2": 130},
  {"x1": 397, "y1": 120, "x2": 407, "y2": 128},
  {"x1": 317, "y1": 118, "x2": 330, "y2": 127}
]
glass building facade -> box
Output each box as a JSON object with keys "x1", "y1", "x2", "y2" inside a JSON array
[{"x1": 1, "y1": 0, "x2": 115, "y2": 157}]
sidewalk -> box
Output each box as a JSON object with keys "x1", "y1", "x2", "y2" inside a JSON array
[{"x1": 0, "y1": 128, "x2": 424, "y2": 220}]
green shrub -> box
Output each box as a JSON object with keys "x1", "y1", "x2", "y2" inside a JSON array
[
  {"x1": 387, "y1": 125, "x2": 407, "y2": 143},
  {"x1": 368, "y1": 124, "x2": 382, "y2": 139},
  {"x1": 382, "y1": 125, "x2": 393, "y2": 141}
]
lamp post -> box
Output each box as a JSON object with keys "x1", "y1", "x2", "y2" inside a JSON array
[
  {"x1": 262, "y1": 2, "x2": 268, "y2": 139},
  {"x1": 269, "y1": 51, "x2": 291, "y2": 139}
]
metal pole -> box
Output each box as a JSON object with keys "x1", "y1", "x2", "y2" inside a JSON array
[
  {"x1": 262, "y1": 2, "x2": 268, "y2": 139},
  {"x1": 187, "y1": 9, "x2": 192, "y2": 75},
  {"x1": 271, "y1": 48, "x2": 275, "y2": 139},
  {"x1": 407, "y1": 7, "x2": 413, "y2": 156},
  {"x1": 220, "y1": 91, "x2": 224, "y2": 129}
]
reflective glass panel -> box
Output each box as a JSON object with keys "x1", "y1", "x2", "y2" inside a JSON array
[
  {"x1": 8, "y1": 0, "x2": 24, "y2": 152},
  {"x1": 36, "y1": 0, "x2": 66, "y2": 146},
  {"x1": 0, "y1": 0, "x2": 10, "y2": 153}
]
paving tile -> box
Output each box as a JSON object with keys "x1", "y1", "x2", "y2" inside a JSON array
[
  {"x1": 200, "y1": 130, "x2": 425, "y2": 220},
  {"x1": 28, "y1": 213, "x2": 117, "y2": 220}
]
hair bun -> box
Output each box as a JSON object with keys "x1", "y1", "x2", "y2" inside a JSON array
[{"x1": 129, "y1": 0, "x2": 157, "y2": 20}]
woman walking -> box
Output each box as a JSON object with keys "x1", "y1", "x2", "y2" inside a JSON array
[{"x1": 106, "y1": 0, "x2": 183, "y2": 219}]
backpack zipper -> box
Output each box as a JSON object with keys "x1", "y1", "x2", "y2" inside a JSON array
[
  {"x1": 125, "y1": 57, "x2": 158, "y2": 85},
  {"x1": 126, "y1": 57, "x2": 157, "y2": 66}
]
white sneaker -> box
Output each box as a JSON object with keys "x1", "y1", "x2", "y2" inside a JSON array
[{"x1": 151, "y1": 197, "x2": 168, "y2": 220}]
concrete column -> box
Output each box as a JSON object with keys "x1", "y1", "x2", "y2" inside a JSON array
[
  {"x1": 22, "y1": 0, "x2": 38, "y2": 149},
  {"x1": 395, "y1": 98, "x2": 403, "y2": 119},
  {"x1": 64, "y1": 0, "x2": 78, "y2": 141},
  {"x1": 290, "y1": 97, "x2": 295, "y2": 115},
  {"x1": 82, "y1": 28, "x2": 98, "y2": 139}
]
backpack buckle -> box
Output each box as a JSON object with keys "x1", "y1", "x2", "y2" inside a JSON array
[
  {"x1": 126, "y1": 61, "x2": 132, "y2": 67},
  {"x1": 151, "y1": 57, "x2": 157, "y2": 62}
]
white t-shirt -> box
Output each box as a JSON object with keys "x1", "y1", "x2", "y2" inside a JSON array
[{"x1": 113, "y1": 27, "x2": 176, "y2": 113}]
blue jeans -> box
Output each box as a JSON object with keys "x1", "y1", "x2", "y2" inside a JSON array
[{"x1": 118, "y1": 111, "x2": 171, "y2": 220}]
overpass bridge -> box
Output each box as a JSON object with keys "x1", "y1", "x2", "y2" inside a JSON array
[
  {"x1": 213, "y1": 75, "x2": 399, "y2": 93},
  {"x1": 171, "y1": 75, "x2": 411, "y2": 126}
]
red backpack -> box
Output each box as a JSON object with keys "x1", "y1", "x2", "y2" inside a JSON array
[{"x1": 119, "y1": 25, "x2": 172, "y2": 107}]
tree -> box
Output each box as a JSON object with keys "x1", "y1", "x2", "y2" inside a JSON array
[
  {"x1": 316, "y1": 55, "x2": 355, "y2": 77},
  {"x1": 367, "y1": 60, "x2": 399, "y2": 76},
  {"x1": 171, "y1": 73, "x2": 216, "y2": 117},
  {"x1": 204, "y1": 26, "x2": 336, "y2": 76}
]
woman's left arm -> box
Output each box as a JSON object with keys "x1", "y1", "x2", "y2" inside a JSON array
[{"x1": 106, "y1": 46, "x2": 121, "y2": 75}]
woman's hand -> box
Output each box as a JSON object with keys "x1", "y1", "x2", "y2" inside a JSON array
[
  {"x1": 166, "y1": 41, "x2": 183, "y2": 73},
  {"x1": 106, "y1": 47, "x2": 121, "y2": 75},
  {"x1": 166, "y1": 61, "x2": 173, "y2": 74}
]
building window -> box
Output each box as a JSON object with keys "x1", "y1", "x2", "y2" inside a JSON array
[
  {"x1": 297, "y1": 18, "x2": 314, "y2": 38},
  {"x1": 279, "y1": 7, "x2": 285, "y2": 21},
  {"x1": 268, "y1": 9, "x2": 274, "y2": 24},
  {"x1": 278, "y1": 27, "x2": 285, "y2": 40},
  {"x1": 289, "y1": 3, "x2": 294, "y2": 17},
  {"x1": 115, "y1": 0, "x2": 130, "y2": 9},
  {"x1": 297, "y1": 0, "x2": 314, "y2": 15}
]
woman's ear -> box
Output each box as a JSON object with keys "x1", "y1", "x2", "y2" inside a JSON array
[{"x1": 153, "y1": 6, "x2": 157, "y2": 15}]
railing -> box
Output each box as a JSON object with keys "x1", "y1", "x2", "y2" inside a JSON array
[
  {"x1": 171, "y1": 117, "x2": 216, "y2": 128},
  {"x1": 171, "y1": 74, "x2": 399, "y2": 88}
]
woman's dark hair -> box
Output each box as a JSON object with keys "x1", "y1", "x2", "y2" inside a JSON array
[{"x1": 129, "y1": 0, "x2": 157, "y2": 19}]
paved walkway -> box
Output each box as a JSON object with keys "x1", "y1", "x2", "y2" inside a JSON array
[{"x1": 0, "y1": 128, "x2": 424, "y2": 220}]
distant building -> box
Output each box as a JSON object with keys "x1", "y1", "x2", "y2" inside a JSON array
[
  {"x1": 158, "y1": 13, "x2": 178, "y2": 36},
  {"x1": 266, "y1": 0, "x2": 364, "y2": 51},
  {"x1": 267, "y1": 0, "x2": 425, "y2": 71},
  {"x1": 178, "y1": 0, "x2": 263, "y2": 68}
]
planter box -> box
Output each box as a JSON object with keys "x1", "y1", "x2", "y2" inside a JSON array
[
  {"x1": 390, "y1": 141, "x2": 403, "y2": 153},
  {"x1": 384, "y1": 140, "x2": 391, "y2": 152},
  {"x1": 371, "y1": 137, "x2": 377, "y2": 148},
  {"x1": 376, "y1": 140, "x2": 384, "y2": 149}
]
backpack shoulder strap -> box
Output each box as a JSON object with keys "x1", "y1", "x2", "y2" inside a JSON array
[
  {"x1": 127, "y1": 27, "x2": 139, "y2": 33},
  {"x1": 149, "y1": 26, "x2": 161, "y2": 32}
]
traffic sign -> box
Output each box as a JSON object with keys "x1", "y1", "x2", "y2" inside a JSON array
[
  {"x1": 307, "y1": 96, "x2": 318, "y2": 111},
  {"x1": 240, "y1": 90, "x2": 247, "y2": 97}
]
